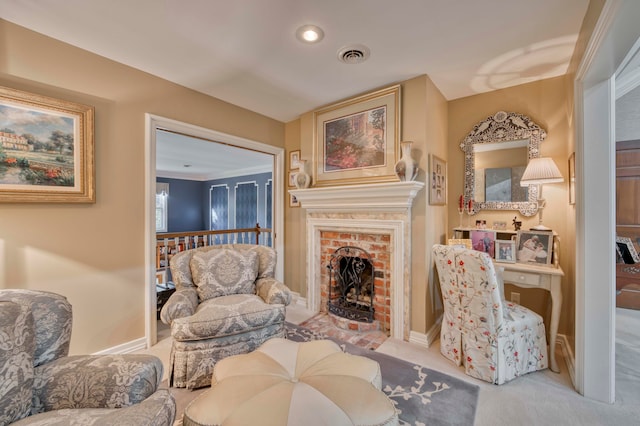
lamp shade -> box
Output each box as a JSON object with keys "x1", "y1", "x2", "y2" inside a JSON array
[{"x1": 520, "y1": 157, "x2": 564, "y2": 186}]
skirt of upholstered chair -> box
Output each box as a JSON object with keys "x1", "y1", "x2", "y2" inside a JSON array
[{"x1": 169, "y1": 323, "x2": 285, "y2": 389}]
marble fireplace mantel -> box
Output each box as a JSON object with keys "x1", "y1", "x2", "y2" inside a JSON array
[
  {"x1": 289, "y1": 181, "x2": 425, "y2": 340},
  {"x1": 289, "y1": 181, "x2": 425, "y2": 211}
]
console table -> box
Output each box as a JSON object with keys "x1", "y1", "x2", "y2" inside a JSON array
[{"x1": 451, "y1": 227, "x2": 563, "y2": 373}]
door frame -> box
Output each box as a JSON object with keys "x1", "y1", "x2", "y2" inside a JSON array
[
  {"x1": 575, "y1": 0, "x2": 640, "y2": 403},
  {"x1": 144, "y1": 114, "x2": 285, "y2": 347}
]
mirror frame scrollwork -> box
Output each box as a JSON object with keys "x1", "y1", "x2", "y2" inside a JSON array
[{"x1": 460, "y1": 111, "x2": 547, "y2": 217}]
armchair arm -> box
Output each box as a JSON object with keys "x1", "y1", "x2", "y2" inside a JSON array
[
  {"x1": 31, "y1": 354, "x2": 164, "y2": 414},
  {"x1": 160, "y1": 287, "x2": 198, "y2": 325},
  {"x1": 256, "y1": 277, "x2": 292, "y2": 306},
  {"x1": 13, "y1": 389, "x2": 176, "y2": 426}
]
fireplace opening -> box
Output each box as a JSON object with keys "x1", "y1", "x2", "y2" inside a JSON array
[{"x1": 327, "y1": 246, "x2": 374, "y2": 323}]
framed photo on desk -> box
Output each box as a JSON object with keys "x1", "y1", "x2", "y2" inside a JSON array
[
  {"x1": 516, "y1": 230, "x2": 553, "y2": 265},
  {"x1": 495, "y1": 240, "x2": 516, "y2": 263}
]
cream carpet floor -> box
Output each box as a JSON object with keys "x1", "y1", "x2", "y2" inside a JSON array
[{"x1": 141, "y1": 305, "x2": 640, "y2": 425}]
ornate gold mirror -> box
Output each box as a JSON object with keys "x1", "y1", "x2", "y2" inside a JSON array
[{"x1": 460, "y1": 111, "x2": 546, "y2": 216}]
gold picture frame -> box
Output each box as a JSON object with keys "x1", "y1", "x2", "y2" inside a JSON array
[
  {"x1": 0, "y1": 86, "x2": 95, "y2": 203},
  {"x1": 313, "y1": 85, "x2": 400, "y2": 187}
]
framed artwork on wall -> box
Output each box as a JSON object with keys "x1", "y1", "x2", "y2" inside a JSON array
[
  {"x1": 430, "y1": 154, "x2": 446, "y2": 205},
  {"x1": 313, "y1": 85, "x2": 400, "y2": 186},
  {"x1": 289, "y1": 150, "x2": 300, "y2": 170},
  {"x1": 289, "y1": 193, "x2": 300, "y2": 208},
  {"x1": 0, "y1": 86, "x2": 95, "y2": 203},
  {"x1": 516, "y1": 230, "x2": 553, "y2": 265}
]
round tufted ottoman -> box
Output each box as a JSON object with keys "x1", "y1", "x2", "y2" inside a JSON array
[{"x1": 183, "y1": 338, "x2": 398, "y2": 426}]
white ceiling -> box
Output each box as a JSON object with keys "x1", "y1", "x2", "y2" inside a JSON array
[{"x1": 0, "y1": 0, "x2": 590, "y2": 178}]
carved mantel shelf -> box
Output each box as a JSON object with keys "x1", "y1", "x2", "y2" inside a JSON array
[{"x1": 289, "y1": 181, "x2": 425, "y2": 211}]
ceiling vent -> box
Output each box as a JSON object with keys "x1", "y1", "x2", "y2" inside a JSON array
[{"x1": 337, "y1": 44, "x2": 370, "y2": 64}]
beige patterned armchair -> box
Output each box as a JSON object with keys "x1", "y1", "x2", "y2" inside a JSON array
[
  {"x1": 160, "y1": 244, "x2": 291, "y2": 389},
  {"x1": 0, "y1": 289, "x2": 175, "y2": 425}
]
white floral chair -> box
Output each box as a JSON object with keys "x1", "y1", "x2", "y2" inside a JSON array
[
  {"x1": 0, "y1": 289, "x2": 175, "y2": 425},
  {"x1": 432, "y1": 244, "x2": 548, "y2": 384},
  {"x1": 160, "y1": 244, "x2": 291, "y2": 389}
]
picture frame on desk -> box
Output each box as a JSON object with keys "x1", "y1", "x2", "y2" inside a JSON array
[
  {"x1": 516, "y1": 230, "x2": 553, "y2": 265},
  {"x1": 616, "y1": 236, "x2": 640, "y2": 264},
  {"x1": 470, "y1": 230, "x2": 496, "y2": 258},
  {"x1": 495, "y1": 240, "x2": 516, "y2": 263}
]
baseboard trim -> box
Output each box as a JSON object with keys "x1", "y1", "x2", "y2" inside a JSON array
[
  {"x1": 92, "y1": 337, "x2": 147, "y2": 355},
  {"x1": 557, "y1": 333, "x2": 576, "y2": 388},
  {"x1": 290, "y1": 292, "x2": 307, "y2": 308},
  {"x1": 408, "y1": 314, "x2": 442, "y2": 348}
]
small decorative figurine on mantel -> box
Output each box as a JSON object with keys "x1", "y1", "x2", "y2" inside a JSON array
[{"x1": 512, "y1": 216, "x2": 522, "y2": 231}]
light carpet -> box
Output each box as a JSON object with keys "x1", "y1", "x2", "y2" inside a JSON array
[{"x1": 167, "y1": 322, "x2": 479, "y2": 426}]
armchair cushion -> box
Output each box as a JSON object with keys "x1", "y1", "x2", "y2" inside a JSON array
[
  {"x1": 190, "y1": 249, "x2": 259, "y2": 301},
  {"x1": 0, "y1": 301, "x2": 35, "y2": 425},
  {"x1": 171, "y1": 294, "x2": 286, "y2": 341}
]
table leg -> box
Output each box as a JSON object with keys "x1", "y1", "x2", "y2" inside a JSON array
[{"x1": 548, "y1": 276, "x2": 562, "y2": 373}]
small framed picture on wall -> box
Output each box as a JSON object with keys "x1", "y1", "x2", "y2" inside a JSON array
[
  {"x1": 429, "y1": 154, "x2": 446, "y2": 205},
  {"x1": 289, "y1": 193, "x2": 300, "y2": 208},
  {"x1": 289, "y1": 150, "x2": 301, "y2": 170}
]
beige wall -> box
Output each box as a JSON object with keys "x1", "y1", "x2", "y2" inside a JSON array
[
  {"x1": 0, "y1": 19, "x2": 285, "y2": 354},
  {"x1": 448, "y1": 75, "x2": 574, "y2": 341},
  {"x1": 284, "y1": 75, "x2": 449, "y2": 336},
  {"x1": 2, "y1": 11, "x2": 592, "y2": 353}
]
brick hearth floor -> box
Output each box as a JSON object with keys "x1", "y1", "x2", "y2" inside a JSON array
[{"x1": 298, "y1": 313, "x2": 388, "y2": 350}]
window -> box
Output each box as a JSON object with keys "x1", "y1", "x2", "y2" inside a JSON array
[{"x1": 156, "y1": 182, "x2": 169, "y2": 232}]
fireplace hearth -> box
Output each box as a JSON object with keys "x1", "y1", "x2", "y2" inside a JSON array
[{"x1": 327, "y1": 246, "x2": 374, "y2": 323}]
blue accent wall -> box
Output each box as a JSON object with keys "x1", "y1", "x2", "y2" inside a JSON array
[
  {"x1": 156, "y1": 177, "x2": 206, "y2": 232},
  {"x1": 157, "y1": 172, "x2": 272, "y2": 238},
  {"x1": 205, "y1": 171, "x2": 272, "y2": 232}
]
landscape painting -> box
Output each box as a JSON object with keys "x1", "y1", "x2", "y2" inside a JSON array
[
  {"x1": 313, "y1": 85, "x2": 400, "y2": 186},
  {"x1": 0, "y1": 86, "x2": 94, "y2": 202},
  {"x1": 323, "y1": 106, "x2": 386, "y2": 172}
]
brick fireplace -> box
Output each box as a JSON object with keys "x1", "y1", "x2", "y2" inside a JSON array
[{"x1": 289, "y1": 181, "x2": 424, "y2": 340}]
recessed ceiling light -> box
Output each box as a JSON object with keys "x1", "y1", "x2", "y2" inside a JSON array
[
  {"x1": 295, "y1": 24, "x2": 324, "y2": 44},
  {"x1": 183, "y1": 164, "x2": 192, "y2": 168}
]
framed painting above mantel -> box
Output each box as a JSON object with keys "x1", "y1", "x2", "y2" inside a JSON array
[
  {"x1": 0, "y1": 86, "x2": 95, "y2": 203},
  {"x1": 312, "y1": 85, "x2": 400, "y2": 187}
]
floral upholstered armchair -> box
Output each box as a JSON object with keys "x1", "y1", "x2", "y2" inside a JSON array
[
  {"x1": 0, "y1": 289, "x2": 176, "y2": 426},
  {"x1": 160, "y1": 244, "x2": 291, "y2": 389},
  {"x1": 432, "y1": 244, "x2": 548, "y2": 384}
]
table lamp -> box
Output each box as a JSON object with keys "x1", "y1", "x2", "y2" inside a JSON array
[{"x1": 520, "y1": 157, "x2": 564, "y2": 231}]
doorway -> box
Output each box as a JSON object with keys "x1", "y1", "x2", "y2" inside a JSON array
[{"x1": 144, "y1": 114, "x2": 285, "y2": 347}]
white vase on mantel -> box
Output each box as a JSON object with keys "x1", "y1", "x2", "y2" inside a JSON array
[
  {"x1": 294, "y1": 159, "x2": 311, "y2": 189},
  {"x1": 394, "y1": 141, "x2": 419, "y2": 181}
]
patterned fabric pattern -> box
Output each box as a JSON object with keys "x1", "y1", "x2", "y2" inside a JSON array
[
  {"x1": 0, "y1": 301, "x2": 35, "y2": 425},
  {"x1": 31, "y1": 355, "x2": 164, "y2": 413},
  {"x1": 10, "y1": 389, "x2": 176, "y2": 426},
  {"x1": 0, "y1": 290, "x2": 71, "y2": 367},
  {"x1": 433, "y1": 244, "x2": 548, "y2": 384},
  {"x1": 190, "y1": 249, "x2": 258, "y2": 301},
  {"x1": 171, "y1": 294, "x2": 285, "y2": 341},
  {"x1": 170, "y1": 324, "x2": 285, "y2": 389},
  {"x1": 160, "y1": 244, "x2": 291, "y2": 389},
  {"x1": 0, "y1": 290, "x2": 175, "y2": 426}
]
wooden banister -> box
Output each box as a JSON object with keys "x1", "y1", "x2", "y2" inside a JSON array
[{"x1": 155, "y1": 223, "x2": 272, "y2": 270}]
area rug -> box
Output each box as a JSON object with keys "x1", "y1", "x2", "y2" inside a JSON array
[{"x1": 167, "y1": 322, "x2": 479, "y2": 426}]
